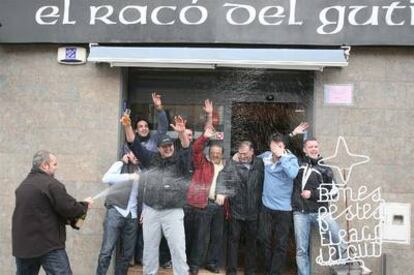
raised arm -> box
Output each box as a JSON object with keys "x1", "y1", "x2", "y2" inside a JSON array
[
  {"x1": 192, "y1": 126, "x2": 215, "y2": 169},
  {"x1": 153, "y1": 92, "x2": 169, "y2": 135},
  {"x1": 279, "y1": 154, "x2": 300, "y2": 179},
  {"x1": 128, "y1": 138, "x2": 154, "y2": 168},
  {"x1": 102, "y1": 160, "x2": 139, "y2": 185},
  {"x1": 170, "y1": 115, "x2": 190, "y2": 149},
  {"x1": 289, "y1": 122, "x2": 310, "y2": 138},
  {"x1": 120, "y1": 111, "x2": 135, "y2": 143},
  {"x1": 121, "y1": 114, "x2": 154, "y2": 167},
  {"x1": 203, "y1": 99, "x2": 214, "y2": 130}
]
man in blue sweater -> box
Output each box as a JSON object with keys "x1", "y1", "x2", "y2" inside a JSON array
[{"x1": 258, "y1": 133, "x2": 299, "y2": 275}]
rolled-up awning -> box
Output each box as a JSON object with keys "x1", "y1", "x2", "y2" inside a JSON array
[{"x1": 88, "y1": 44, "x2": 349, "y2": 71}]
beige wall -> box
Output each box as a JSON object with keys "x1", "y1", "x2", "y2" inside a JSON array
[
  {"x1": 313, "y1": 47, "x2": 414, "y2": 275},
  {"x1": 0, "y1": 45, "x2": 121, "y2": 274}
]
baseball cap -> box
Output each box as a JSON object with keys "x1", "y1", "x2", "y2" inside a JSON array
[{"x1": 157, "y1": 134, "x2": 174, "y2": 147}]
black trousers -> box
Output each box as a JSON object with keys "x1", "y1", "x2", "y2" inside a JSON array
[
  {"x1": 226, "y1": 218, "x2": 257, "y2": 275},
  {"x1": 185, "y1": 202, "x2": 224, "y2": 270},
  {"x1": 134, "y1": 224, "x2": 143, "y2": 264},
  {"x1": 259, "y1": 207, "x2": 292, "y2": 275}
]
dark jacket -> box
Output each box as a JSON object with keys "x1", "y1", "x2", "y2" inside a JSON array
[
  {"x1": 12, "y1": 169, "x2": 87, "y2": 258},
  {"x1": 216, "y1": 157, "x2": 264, "y2": 221},
  {"x1": 291, "y1": 156, "x2": 337, "y2": 213},
  {"x1": 130, "y1": 137, "x2": 191, "y2": 210}
]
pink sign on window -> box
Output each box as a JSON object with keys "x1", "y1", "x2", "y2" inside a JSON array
[{"x1": 324, "y1": 84, "x2": 353, "y2": 105}]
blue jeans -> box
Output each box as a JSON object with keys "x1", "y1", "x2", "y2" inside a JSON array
[
  {"x1": 293, "y1": 211, "x2": 344, "y2": 275},
  {"x1": 96, "y1": 207, "x2": 138, "y2": 275},
  {"x1": 16, "y1": 248, "x2": 72, "y2": 275}
]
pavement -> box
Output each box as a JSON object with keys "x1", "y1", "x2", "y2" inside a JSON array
[
  {"x1": 128, "y1": 265, "x2": 296, "y2": 274},
  {"x1": 128, "y1": 265, "x2": 226, "y2": 274}
]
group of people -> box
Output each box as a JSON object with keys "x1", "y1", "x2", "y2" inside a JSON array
[{"x1": 11, "y1": 92, "x2": 345, "y2": 275}]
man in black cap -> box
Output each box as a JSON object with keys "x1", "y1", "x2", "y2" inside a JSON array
[
  {"x1": 123, "y1": 92, "x2": 171, "y2": 268},
  {"x1": 121, "y1": 114, "x2": 191, "y2": 275}
]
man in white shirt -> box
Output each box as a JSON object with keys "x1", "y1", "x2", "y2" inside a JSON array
[{"x1": 96, "y1": 145, "x2": 140, "y2": 275}]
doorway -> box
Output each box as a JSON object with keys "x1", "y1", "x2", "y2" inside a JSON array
[
  {"x1": 231, "y1": 102, "x2": 306, "y2": 274},
  {"x1": 126, "y1": 68, "x2": 313, "y2": 274},
  {"x1": 126, "y1": 68, "x2": 313, "y2": 157}
]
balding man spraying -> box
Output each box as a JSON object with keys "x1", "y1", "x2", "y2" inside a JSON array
[{"x1": 12, "y1": 150, "x2": 93, "y2": 275}]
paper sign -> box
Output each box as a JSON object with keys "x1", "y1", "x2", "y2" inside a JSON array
[{"x1": 324, "y1": 84, "x2": 353, "y2": 105}]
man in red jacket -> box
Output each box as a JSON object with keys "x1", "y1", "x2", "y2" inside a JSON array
[{"x1": 185, "y1": 100, "x2": 225, "y2": 275}]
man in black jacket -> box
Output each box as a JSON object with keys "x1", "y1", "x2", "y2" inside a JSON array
[
  {"x1": 216, "y1": 141, "x2": 264, "y2": 275},
  {"x1": 12, "y1": 150, "x2": 93, "y2": 275},
  {"x1": 122, "y1": 114, "x2": 191, "y2": 275},
  {"x1": 291, "y1": 138, "x2": 344, "y2": 275}
]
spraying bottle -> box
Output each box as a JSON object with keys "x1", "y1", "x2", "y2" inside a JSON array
[
  {"x1": 72, "y1": 211, "x2": 88, "y2": 230},
  {"x1": 69, "y1": 199, "x2": 93, "y2": 230}
]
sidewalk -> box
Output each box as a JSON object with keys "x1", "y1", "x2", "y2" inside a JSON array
[
  {"x1": 128, "y1": 265, "x2": 226, "y2": 274},
  {"x1": 128, "y1": 265, "x2": 296, "y2": 274}
]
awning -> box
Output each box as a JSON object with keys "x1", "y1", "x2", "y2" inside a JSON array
[{"x1": 88, "y1": 45, "x2": 349, "y2": 71}]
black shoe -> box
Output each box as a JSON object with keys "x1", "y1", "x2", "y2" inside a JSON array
[
  {"x1": 205, "y1": 264, "x2": 220, "y2": 273},
  {"x1": 189, "y1": 266, "x2": 199, "y2": 275},
  {"x1": 161, "y1": 260, "x2": 172, "y2": 269}
]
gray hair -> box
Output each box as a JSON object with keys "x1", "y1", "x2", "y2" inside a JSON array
[
  {"x1": 32, "y1": 150, "x2": 52, "y2": 169},
  {"x1": 238, "y1": 141, "x2": 253, "y2": 150}
]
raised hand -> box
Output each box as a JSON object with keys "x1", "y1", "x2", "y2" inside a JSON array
[
  {"x1": 203, "y1": 126, "x2": 216, "y2": 139},
  {"x1": 152, "y1": 92, "x2": 163, "y2": 110},
  {"x1": 271, "y1": 143, "x2": 285, "y2": 158},
  {"x1": 292, "y1": 122, "x2": 310, "y2": 136},
  {"x1": 170, "y1": 115, "x2": 187, "y2": 133},
  {"x1": 232, "y1": 152, "x2": 240, "y2": 162},
  {"x1": 122, "y1": 154, "x2": 129, "y2": 164},
  {"x1": 120, "y1": 109, "x2": 131, "y2": 126},
  {"x1": 203, "y1": 99, "x2": 213, "y2": 114}
]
